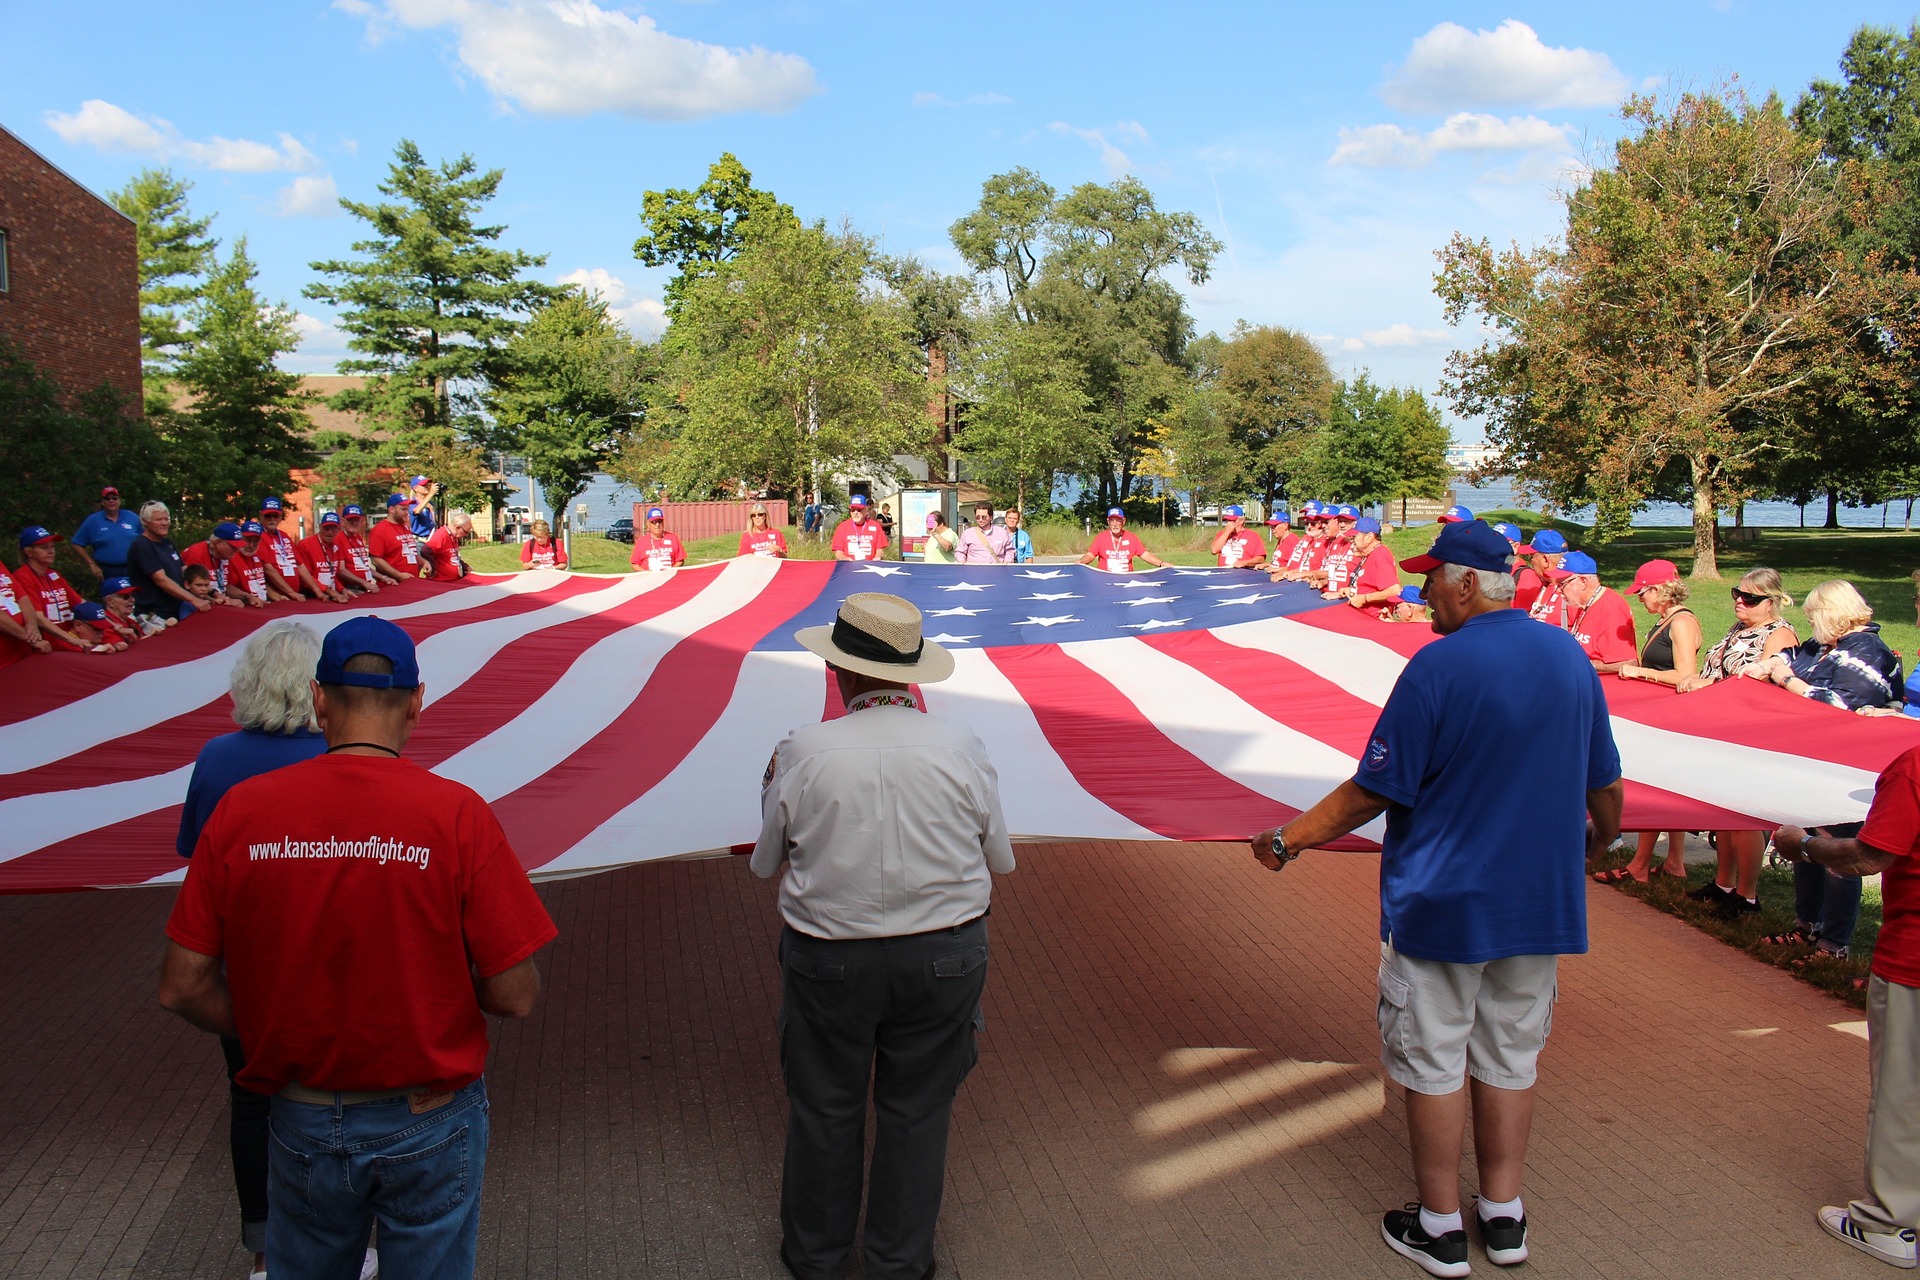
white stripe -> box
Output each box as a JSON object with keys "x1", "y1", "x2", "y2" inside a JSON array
[
  {"x1": 0, "y1": 573, "x2": 655, "y2": 864},
  {"x1": 0, "y1": 573, "x2": 562, "y2": 776},
  {"x1": 435, "y1": 558, "x2": 780, "y2": 801},
  {"x1": 537, "y1": 649, "x2": 828, "y2": 875},
  {"x1": 1060, "y1": 637, "x2": 1386, "y2": 841},
  {"x1": 1209, "y1": 615, "x2": 1407, "y2": 705}
]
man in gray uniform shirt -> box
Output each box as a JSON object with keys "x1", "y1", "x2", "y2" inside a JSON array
[{"x1": 752, "y1": 592, "x2": 1016, "y2": 1280}]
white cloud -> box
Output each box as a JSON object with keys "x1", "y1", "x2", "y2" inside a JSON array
[
  {"x1": 281, "y1": 311, "x2": 355, "y2": 373},
  {"x1": 1331, "y1": 112, "x2": 1572, "y2": 168},
  {"x1": 1360, "y1": 323, "x2": 1451, "y2": 348},
  {"x1": 1381, "y1": 20, "x2": 1629, "y2": 114},
  {"x1": 351, "y1": 0, "x2": 818, "y2": 121},
  {"x1": 557, "y1": 267, "x2": 666, "y2": 339},
  {"x1": 1049, "y1": 121, "x2": 1139, "y2": 178},
  {"x1": 44, "y1": 100, "x2": 320, "y2": 172},
  {"x1": 277, "y1": 174, "x2": 342, "y2": 217},
  {"x1": 913, "y1": 90, "x2": 1013, "y2": 108}
]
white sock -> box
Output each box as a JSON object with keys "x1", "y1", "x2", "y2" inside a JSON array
[
  {"x1": 1420, "y1": 1206, "x2": 1464, "y2": 1237},
  {"x1": 1478, "y1": 1194, "x2": 1523, "y2": 1222}
]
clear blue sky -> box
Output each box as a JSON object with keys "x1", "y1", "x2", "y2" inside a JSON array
[{"x1": 8, "y1": 2, "x2": 1914, "y2": 439}]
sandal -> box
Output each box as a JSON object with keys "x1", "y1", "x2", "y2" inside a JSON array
[
  {"x1": 1592, "y1": 867, "x2": 1645, "y2": 885},
  {"x1": 1761, "y1": 927, "x2": 1817, "y2": 947},
  {"x1": 1788, "y1": 946, "x2": 1851, "y2": 970}
]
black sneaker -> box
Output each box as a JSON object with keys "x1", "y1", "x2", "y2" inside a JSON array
[
  {"x1": 1382, "y1": 1204, "x2": 1471, "y2": 1277},
  {"x1": 1687, "y1": 881, "x2": 1732, "y2": 903},
  {"x1": 1713, "y1": 894, "x2": 1762, "y2": 919},
  {"x1": 1477, "y1": 1212, "x2": 1528, "y2": 1266}
]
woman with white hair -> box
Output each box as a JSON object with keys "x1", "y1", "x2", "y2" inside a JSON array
[
  {"x1": 175, "y1": 620, "x2": 329, "y2": 1279},
  {"x1": 1747, "y1": 580, "x2": 1903, "y2": 968}
]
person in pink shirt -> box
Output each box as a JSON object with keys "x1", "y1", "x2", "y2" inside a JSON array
[
  {"x1": 1080, "y1": 508, "x2": 1169, "y2": 573},
  {"x1": 1554, "y1": 551, "x2": 1637, "y2": 670},
  {"x1": 737, "y1": 504, "x2": 788, "y2": 559},
  {"x1": 830, "y1": 496, "x2": 888, "y2": 562},
  {"x1": 955, "y1": 502, "x2": 1012, "y2": 564}
]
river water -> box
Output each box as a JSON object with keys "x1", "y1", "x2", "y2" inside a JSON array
[{"x1": 1452, "y1": 478, "x2": 1918, "y2": 530}]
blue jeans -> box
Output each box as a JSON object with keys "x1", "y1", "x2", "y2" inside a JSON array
[
  {"x1": 266, "y1": 1079, "x2": 489, "y2": 1280},
  {"x1": 1794, "y1": 862, "x2": 1864, "y2": 953}
]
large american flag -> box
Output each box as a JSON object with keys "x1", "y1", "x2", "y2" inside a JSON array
[{"x1": 3, "y1": 559, "x2": 1914, "y2": 893}]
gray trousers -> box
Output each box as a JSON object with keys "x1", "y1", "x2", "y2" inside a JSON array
[
  {"x1": 1853, "y1": 975, "x2": 1920, "y2": 1232},
  {"x1": 777, "y1": 918, "x2": 988, "y2": 1280}
]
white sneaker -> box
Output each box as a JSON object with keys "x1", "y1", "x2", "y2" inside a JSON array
[
  {"x1": 359, "y1": 1246, "x2": 379, "y2": 1279},
  {"x1": 1820, "y1": 1205, "x2": 1918, "y2": 1268}
]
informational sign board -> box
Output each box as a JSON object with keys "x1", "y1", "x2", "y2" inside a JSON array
[{"x1": 898, "y1": 489, "x2": 956, "y2": 560}]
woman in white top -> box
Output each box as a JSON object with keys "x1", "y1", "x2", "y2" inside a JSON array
[{"x1": 921, "y1": 511, "x2": 958, "y2": 564}]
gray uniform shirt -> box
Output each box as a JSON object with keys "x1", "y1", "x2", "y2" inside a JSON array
[{"x1": 751, "y1": 692, "x2": 1015, "y2": 940}]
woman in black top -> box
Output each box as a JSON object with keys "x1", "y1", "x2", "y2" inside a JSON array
[{"x1": 1595, "y1": 560, "x2": 1702, "y2": 885}]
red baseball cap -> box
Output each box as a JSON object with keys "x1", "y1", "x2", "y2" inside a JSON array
[
  {"x1": 101, "y1": 486, "x2": 120, "y2": 498},
  {"x1": 1628, "y1": 559, "x2": 1679, "y2": 594}
]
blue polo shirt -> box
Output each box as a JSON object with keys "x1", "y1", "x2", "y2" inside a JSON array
[
  {"x1": 1356, "y1": 607, "x2": 1621, "y2": 963},
  {"x1": 177, "y1": 727, "x2": 327, "y2": 858},
  {"x1": 72, "y1": 509, "x2": 143, "y2": 567}
]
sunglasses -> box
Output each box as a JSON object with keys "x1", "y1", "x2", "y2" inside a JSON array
[{"x1": 1731, "y1": 588, "x2": 1768, "y2": 606}]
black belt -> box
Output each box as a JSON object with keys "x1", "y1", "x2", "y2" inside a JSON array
[{"x1": 790, "y1": 909, "x2": 989, "y2": 943}]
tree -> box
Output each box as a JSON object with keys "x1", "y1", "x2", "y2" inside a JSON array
[
  {"x1": 1390, "y1": 387, "x2": 1453, "y2": 507},
  {"x1": 488, "y1": 291, "x2": 651, "y2": 532},
  {"x1": 949, "y1": 168, "x2": 1057, "y2": 323},
  {"x1": 657, "y1": 218, "x2": 928, "y2": 500},
  {"x1": 305, "y1": 139, "x2": 559, "y2": 480},
  {"x1": 1435, "y1": 87, "x2": 1920, "y2": 575},
  {"x1": 1294, "y1": 374, "x2": 1410, "y2": 505},
  {"x1": 1214, "y1": 323, "x2": 1334, "y2": 509},
  {"x1": 108, "y1": 168, "x2": 217, "y2": 408},
  {"x1": 0, "y1": 336, "x2": 159, "y2": 551},
  {"x1": 165, "y1": 239, "x2": 316, "y2": 526},
  {"x1": 633, "y1": 152, "x2": 796, "y2": 319},
  {"x1": 952, "y1": 312, "x2": 1098, "y2": 510}
]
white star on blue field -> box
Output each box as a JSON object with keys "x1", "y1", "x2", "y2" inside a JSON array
[{"x1": 760, "y1": 562, "x2": 1339, "y2": 650}]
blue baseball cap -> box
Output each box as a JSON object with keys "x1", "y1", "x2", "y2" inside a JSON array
[
  {"x1": 1439, "y1": 504, "x2": 1474, "y2": 523},
  {"x1": 1492, "y1": 522, "x2": 1524, "y2": 543},
  {"x1": 1353, "y1": 516, "x2": 1382, "y2": 534},
  {"x1": 260, "y1": 496, "x2": 285, "y2": 513},
  {"x1": 343, "y1": 503, "x2": 364, "y2": 518},
  {"x1": 385, "y1": 493, "x2": 411, "y2": 508},
  {"x1": 316, "y1": 616, "x2": 421, "y2": 690},
  {"x1": 102, "y1": 576, "x2": 136, "y2": 596},
  {"x1": 1267, "y1": 509, "x2": 1290, "y2": 525},
  {"x1": 1223, "y1": 504, "x2": 1246, "y2": 519},
  {"x1": 1521, "y1": 528, "x2": 1567, "y2": 555},
  {"x1": 1106, "y1": 507, "x2": 1126, "y2": 519},
  {"x1": 241, "y1": 519, "x2": 264, "y2": 536},
  {"x1": 849, "y1": 495, "x2": 869, "y2": 508},
  {"x1": 410, "y1": 475, "x2": 431, "y2": 489},
  {"x1": 74, "y1": 601, "x2": 107, "y2": 622},
  {"x1": 319, "y1": 510, "x2": 341, "y2": 527},
  {"x1": 1556, "y1": 550, "x2": 1599, "y2": 576},
  {"x1": 646, "y1": 507, "x2": 665, "y2": 521},
  {"x1": 19, "y1": 525, "x2": 61, "y2": 547},
  {"x1": 1336, "y1": 505, "x2": 1360, "y2": 520},
  {"x1": 1400, "y1": 519, "x2": 1514, "y2": 575},
  {"x1": 212, "y1": 521, "x2": 243, "y2": 541},
  {"x1": 1398, "y1": 584, "x2": 1425, "y2": 604}
]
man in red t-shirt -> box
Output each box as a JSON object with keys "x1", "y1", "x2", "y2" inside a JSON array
[
  {"x1": 425, "y1": 509, "x2": 475, "y2": 581},
  {"x1": 738, "y1": 503, "x2": 788, "y2": 559},
  {"x1": 1263, "y1": 511, "x2": 1298, "y2": 573},
  {"x1": 368, "y1": 495, "x2": 428, "y2": 579},
  {"x1": 0, "y1": 560, "x2": 53, "y2": 663},
  {"x1": 255, "y1": 498, "x2": 302, "y2": 588},
  {"x1": 14, "y1": 525, "x2": 98, "y2": 652},
  {"x1": 293, "y1": 512, "x2": 355, "y2": 602},
  {"x1": 182, "y1": 523, "x2": 261, "y2": 608},
  {"x1": 829, "y1": 496, "x2": 888, "y2": 563},
  {"x1": 337, "y1": 504, "x2": 393, "y2": 589},
  {"x1": 1774, "y1": 751, "x2": 1920, "y2": 1269},
  {"x1": 630, "y1": 506, "x2": 687, "y2": 572},
  {"x1": 1554, "y1": 552, "x2": 1636, "y2": 669},
  {"x1": 158, "y1": 617, "x2": 557, "y2": 1279},
  {"x1": 1211, "y1": 505, "x2": 1267, "y2": 569},
  {"x1": 1080, "y1": 508, "x2": 1170, "y2": 573},
  {"x1": 1335, "y1": 517, "x2": 1403, "y2": 608},
  {"x1": 1309, "y1": 507, "x2": 1359, "y2": 589}
]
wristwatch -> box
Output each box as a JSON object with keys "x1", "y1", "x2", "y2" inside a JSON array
[{"x1": 1269, "y1": 828, "x2": 1299, "y2": 871}]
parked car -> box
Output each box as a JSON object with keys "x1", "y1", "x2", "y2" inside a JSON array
[{"x1": 606, "y1": 517, "x2": 635, "y2": 543}]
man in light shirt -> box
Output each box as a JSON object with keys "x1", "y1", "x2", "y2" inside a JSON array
[
  {"x1": 752, "y1": 593, "x2": 1015, "y2": 1280},
  {"x1": 955, "y1": 501, "x2": 1012, "y2": 564}
]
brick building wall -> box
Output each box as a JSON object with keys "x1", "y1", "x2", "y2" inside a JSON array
[{"x1": 0, "y1": 126, "x2": 141, "y2": 406}]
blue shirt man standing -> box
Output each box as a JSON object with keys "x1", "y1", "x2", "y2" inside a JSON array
[
  {"x1": 1250, "y1": 519, "x2": 1623, "y2": 1278},
  {"x1": 71, "y1": 487, "x2": 142, "y2": 579}
]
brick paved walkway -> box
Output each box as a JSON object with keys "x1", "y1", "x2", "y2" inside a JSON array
[{"x1": 0, "y1": 842, "x2": 1892, "y2": 1278}]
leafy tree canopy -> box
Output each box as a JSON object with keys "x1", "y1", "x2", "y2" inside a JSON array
[{"x1": 633, "y1": 152, "x2": 796, "y2": 319}]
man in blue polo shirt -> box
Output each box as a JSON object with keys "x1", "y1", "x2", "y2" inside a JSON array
[
  {"x1": 1250, "y1": 519, "x2": 1622, "y2": 1278},
  {"x1": 71, "y1": 487, "x2": 143, "y2": 580}
]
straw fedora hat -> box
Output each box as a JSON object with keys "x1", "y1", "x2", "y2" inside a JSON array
[{"x1": 795, "y1": 592, "x2": 955, "y2": 683}]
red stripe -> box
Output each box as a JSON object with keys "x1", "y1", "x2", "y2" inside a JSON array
[
  {"x1": 0, "y1": 576, "x2": 619, "y2": 801},
  {"x1": 985, "y1": 643, "x2": 1368, "y2": 847},
  {"x1": 0, "y1": 809, "x2": 181, "y2": 894},
  {"x1": 495, "y1": 562, "x2": 837, "y2": 870}
]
